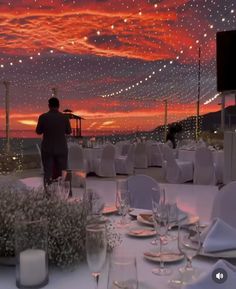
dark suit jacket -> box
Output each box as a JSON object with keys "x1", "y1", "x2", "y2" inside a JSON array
[{"x1": 36, "y1": 110, "x2": 72, "y2": 154}]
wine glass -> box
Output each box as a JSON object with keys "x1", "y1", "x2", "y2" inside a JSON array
[
  {"x1": 166, "y1": 202, "x2": 178, "y2": 241},
  {"x1": 150, "y1": 188, "x2": 168, "y2": 246},
  {"x1": 178, "y1": 223, "x2": 201, "y2": 283},
  {"x1": 86, "y1": 223, "x2": 107, "y2": 289},
  {"x1": 116, "y1": 180, "x2": 130, "y2": 227},
  {"x1": 152, "y1": 202, "x2": 172, "y2": 276},
  {"x1": 107, "y1": 254, "x2": 138, "y2": 289}
]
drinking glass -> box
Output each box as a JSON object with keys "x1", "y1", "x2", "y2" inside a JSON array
[
  {"x1": 178, "y1": 223, "x2": 201, "y2": 282},
  {"x1": 116, "y1": 180, "x2": 130, "y2": 227},
  {"x1": 150, "y1": 189, "x2": 168, "y2": 246},
  {"x1": 152, "y1": 203, "x2": 172, "y2": 276},
  {"x1": 86, "y1": 223, "x2": 107, "y2": 289},
  {"x1": 166, "y1": 203, "x2": 178, "y2": 241},
  {"x1": 107, "y1": 254, "x2": 138, "y2": 289}
]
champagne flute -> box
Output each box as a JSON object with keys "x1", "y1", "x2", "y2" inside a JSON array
[
  {"x1": 116, "y1": 180, "x2": 130, "y2": 227},
  {"x1": 86, "y1": 223, "x2": 107, "y2": 289},
  {"x1": 178, "y1": 223, "x2": 201, "y2": 283},
  {"x1": 152, "y1": 203, "x2": 172, "y2": 276},
  {"x1": 150, "y1": 188, "x2": 168, "y2": 246}
]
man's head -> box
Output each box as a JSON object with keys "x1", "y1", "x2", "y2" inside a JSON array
[{"x1": 48, "y1": 97, "x2": 60, "y2": 109}]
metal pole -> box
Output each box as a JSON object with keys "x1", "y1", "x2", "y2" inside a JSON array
[
  {"x1": 3, "y1": 81, "x2": 10, "y2": 154},
  {"x1": 164, "y1": 100, "x2": 168, "y2": 142},
  {"x1": 221, "y1": 93, "x2": 225, "y2": 131},
  {"x1": 196, "y1": 46, "x2": 201, "y2": 141}
]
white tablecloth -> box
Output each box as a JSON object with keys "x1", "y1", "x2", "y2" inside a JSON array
[
  {"x1": 178, "y1": 149, "x2": 224, "y2": 183},
  {"x1": 3, "y1": 179, "x2": 221, "y2": 289}
]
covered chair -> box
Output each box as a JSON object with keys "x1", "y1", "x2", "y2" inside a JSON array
[
  {"x1": 94, "y1": 144, "x2": 116, "y2": 177},
  {"x1": 163, "y1": 144, "x2": 193, "y2": 183},
  {"x1": 127, "y1": 174, "x2": 160, "y2": 209},
  {"x1": 158, "y1": 143, "x2": 167, "y2": 178},
  {"x1": 146, "y1": 142, "x2": 162, "y2": 167},
  {"x1": 67, "y1": 143, "x2": 88, "y2": 172},
  {"x1": 193, "y1": 147, "x2": 217, "y2": 185},
  {"x1": 67, "y1": 143, "x2": 89, "y2": 187},
  {"x1": 211, "y1": 181, "x2": 236, "y2": 228},
  {"x1": 134, "y1": 143, "x2": 148, "y2": 169},
  {"x1": 115, "y1": 144, "x2": 135, "y2": 175}
]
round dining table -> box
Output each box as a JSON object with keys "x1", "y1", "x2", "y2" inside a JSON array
[{"x1": 1, "y1": 179, "x2": 222, "y2": 289}]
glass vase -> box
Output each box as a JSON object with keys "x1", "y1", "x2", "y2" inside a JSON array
[{"x1": 15, "y1": 219, "x2": 48, "y2": 289}]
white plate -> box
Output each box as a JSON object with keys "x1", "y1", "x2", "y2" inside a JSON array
[
  {"x1": 183, "y1": 238, "x2": 236, "y2": 258},
  {"x1": 144, "y1": 250, "x2": 184, "y2": 263},
  {"x1": 102, "y1": 205, "x2": 118, "y2": 215},
  {"x1": 129, "y1": 209, "x2": 152, "y2": 218},
  {"x1": 137, "y1": 213, "x2": 196, "y2": 227},
  {"x1": 127, "y1": 226, "x2": 156, "y2": 238}
]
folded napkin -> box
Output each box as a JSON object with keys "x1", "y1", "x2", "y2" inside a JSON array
[
  {"x1": 184, "y1": 260, "x2": 236, "y2": 289},
  {"x1": 201, "y1": 218, "x2": 236, "y2": 253}
]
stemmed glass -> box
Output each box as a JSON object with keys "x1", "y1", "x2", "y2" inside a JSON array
[
  {"x1": 86, "y1": 223, "x2": 107, "y2": 289},
  {"x1": 178, "y1": 223, "x2": 201, "y2": 283},
  {"x1": 152, "y1": 202, "x2": 172, "y2": 276},
  {"x1": 151, "y1": 188, "x2": 168, "y2": 246},
  {"x1": 116, "y1": 179, "x2": 130, "y2": 227}
]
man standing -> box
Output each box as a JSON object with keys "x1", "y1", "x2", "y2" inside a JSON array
[{"x1": 36, "y1": 97, "x2": 72, "y2": 184}]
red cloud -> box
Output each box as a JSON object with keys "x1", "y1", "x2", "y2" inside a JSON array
[{"x1": 0, "y1": 0, "x2": 214, "y2": 62}]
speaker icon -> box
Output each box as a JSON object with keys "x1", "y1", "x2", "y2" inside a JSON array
[
  {"x1": 212, "y1": 268, "x2": 227, "y2": 284},
  {"x1": 216, "y1": 272, "x2": 224, "y2": 280}
]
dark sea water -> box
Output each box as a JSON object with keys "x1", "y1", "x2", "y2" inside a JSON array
[{"x1": 0, "y1": 137, "x2": 41, "y2": 155}]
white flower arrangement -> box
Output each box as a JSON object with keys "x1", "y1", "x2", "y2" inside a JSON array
[{"x1": 0, "y1": 183, "x2": 120, "y2": 267}]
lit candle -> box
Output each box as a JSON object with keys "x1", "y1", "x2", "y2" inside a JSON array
[{"x1": 19, "y1": 249, "x2": 47, "y2": 287}]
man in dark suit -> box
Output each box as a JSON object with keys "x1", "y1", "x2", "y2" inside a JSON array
[{"x1": 36, "y1": 97, "x2": 72, "y2": 184}]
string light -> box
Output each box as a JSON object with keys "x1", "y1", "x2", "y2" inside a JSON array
[{"x1": 0, "y1": 1, "x2": 235, "y2": 138}]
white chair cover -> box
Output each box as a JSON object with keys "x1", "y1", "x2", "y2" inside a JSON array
[
  {"x1": 127, "y1": 174, "x2": 160, "y2": 209},
  {"x1": 193, "y1": 147, "x2": 217, "y2": 185},
  {"x1": 67, "y1": 143, "x2": 88, "y2": 172},
  {"x1": 94, "y1": 144, "x2": 116, "y2": 177},
  {"x1": 157, "y1": 143, "x2": 167, "y2": 178},
  {"x1": 147, "y1": 142, "x2": 162, "y2": 167},
  {"x1": 115, "y1": 141, "x2": 127, "y2": 157},
  {"x1": 211, "y1": 181, "x2": 236, "y2": 228},
  {"x1": 163, "y1": 144, "x2": 193, "y2": 183},
  {"x1": 115, "y1": 145, "x2": 135, "y2": 175},
  {"x1": 134, "y1": 143, "x2": 148, "y2": 168}
]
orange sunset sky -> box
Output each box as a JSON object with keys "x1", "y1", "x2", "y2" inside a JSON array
[{"x1": 0, "y1": 0, "x2": 235, "y2": 137}]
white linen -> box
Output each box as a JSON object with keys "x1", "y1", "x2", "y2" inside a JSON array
[
  {"x1": 184, "y1": 260, "x2": 236, "y2": 289},
  {"x1": 201, "y1": 218, "x2": 236, "y2": 253},
  {"x1": 115, "y1": 144, "x2": 135, "y2": 175},
  {"x1": 10, "y1": 179, "x2": 219, "y2": 289},
  {"x1": 127, "y1": 174, "x2": 160, "y2": 209},
  {"x1": 83, "y1": 148, "x2": 103, "y2": 172},
  {"x1": 94, "y1": 144, "x2": 116, "y2": 177},
  {"x1": 68, "y1": 143, "x2": 89, "y2": 173},
  {"x1": 146, "y1": 142, "x2": 162, "y2": 167},
  {"x1": 193, "y1": 147, "x2": 216, "y2": 185},
  {"x1": 134, "y1": 143, "x2": 148, "y2": 169},
  {"x1": 163, "y1": 145, "x2": 193, "y2": 183},
  {"x1": 211, "y1": 181, "x2": 236, "y2": 228},
  {"x1": 178, "y1": 149, "x2": 224, "y2": 183}
]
